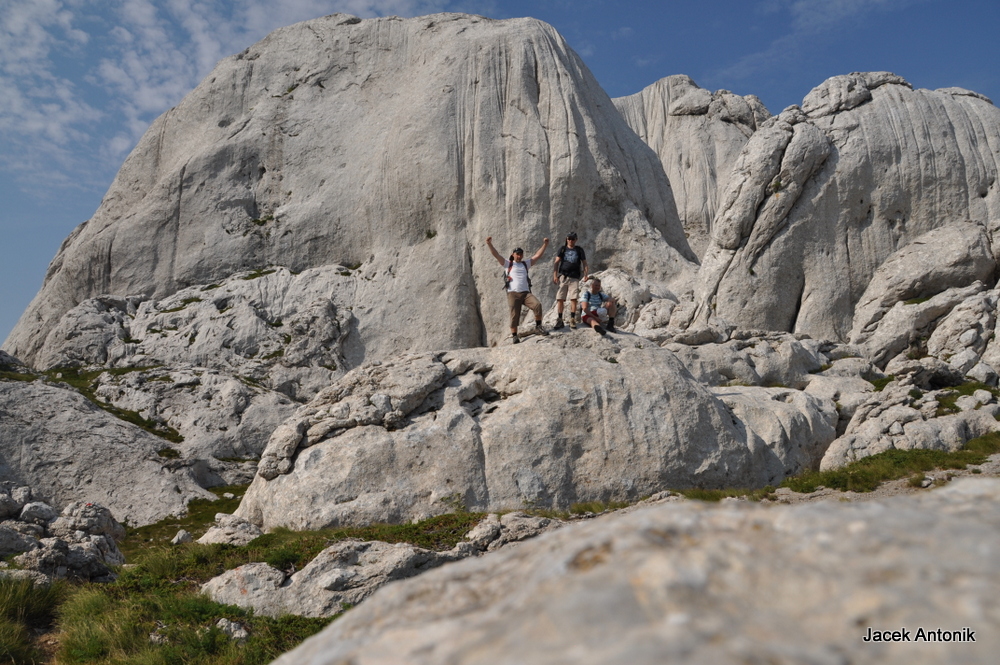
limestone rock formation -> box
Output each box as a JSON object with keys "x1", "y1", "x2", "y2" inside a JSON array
[
  {"x1": 201, "y1": 511, "x2": 562, "y2": 618},
  {"x1": 0, "y1": 491, "x2": 125, "y2": 583},
  {"x1": 203, "y1": 540, "x2": 467, "y2": 618},
  {"x1": 5, "y1": 12, "x2": 696, "y2": 367},
  {"x1": 614, "y1": 75, "x2": 771, "y2": 255},
  {"x1": 693, "y1": 73, "x2": 1000, "y2": 342},
  {"x1": 236, "y1": 335, "x2": 835, "y2": 530},
  {"x1": 820, "y1": 366, "x2": 1000, "y2": 470},
  {"x1": 271, "y1": 478, "x2": 1000, "y2": 665},
  {"x1": 0, "y1": 377, "x2": 214, "y2": 525},
  {"x1": 197, "y1": 513, "x2": 263, "y2": 546}
]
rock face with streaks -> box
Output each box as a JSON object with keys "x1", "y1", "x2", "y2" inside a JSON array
[
  {"x1": 271, "y1": 479, "x2": 1000, "y2": 665},
  {"x1": 5, "y1": 12, "x2": 696, "y2": 368},
  {"x1": 691, "y1": 73, "x2": 1000, "y2": 342}
]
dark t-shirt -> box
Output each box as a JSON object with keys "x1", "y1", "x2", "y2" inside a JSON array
[{"x1": 556, "y1": 245, "x2": 586, "y2": 278}]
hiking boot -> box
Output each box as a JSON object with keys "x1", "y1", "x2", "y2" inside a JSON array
[
  {"x1": 511, "y1": 333, "x2": 520, "y2": 344},
  {"x1": 606, "y1": 318, "x2": 616, "y2": 333},
  {"x1": 553, "y1": 318, "x2": 565, "y2": 330},
  {"x1": 594, "y1": 324, "x2": 606, "y2": 335},
  {"x1": 569, "y1": 317, "x2": 578, "y2": 329},
  {"x1": 535, "y1": 323, "x2": 549, "y2": 336}
]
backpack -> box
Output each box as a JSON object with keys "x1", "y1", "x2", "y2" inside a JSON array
[{"x1": 502, "y1": 257, "x2": 532, "y2": 292}]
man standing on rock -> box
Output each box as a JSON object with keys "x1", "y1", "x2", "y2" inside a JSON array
[
  {"x1": 551, "y1": 232, "x2": 588, "y2": 329},
  {"x1": 486, "y1": 236, "x2": 550, "y2": 344},
  {"x1": 580, "y1": 278, "x2": 617, "y2": 335}
]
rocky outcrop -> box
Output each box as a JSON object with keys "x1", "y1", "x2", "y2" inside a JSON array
[
  {"x1": 271, "y1": 478, "x2": 1000, "y2": 665},
  {"x1": 0, "y1": 489, "x2": 125, "y2": 583},
  {"x1": 196, "y1": 513, "x2": 263, "y2": 546},
  {"x1": 34, "y1": 266, "x2": 350, "y2": 400},
  {"x1": 614, "y1": 75, "x2": 771, "y2": 256},
  {"x1": 848, "y1": 221, "x2": 996, "y2": 349},
  {"x1": 236, "y1": 335, "x2": 836, "y2": 530},
  {"x1": 820, "y1": 362, "x2": 1000, "y2": 470},
  {"x1": 5, "y1": 13, "x2": 696, "y2": 366},
  {"x1": 693, "y1": 73, "x2": 1000, "y2": 342},
  {"x1": 0, "y1": 377, "x2": 214, "y2": 525},
  {"x1": 202, "y1": 540, "x2": 467, "y2": 618},
  {"x1": 202, "y1": 511, "x2": 562, "y2": 618}
]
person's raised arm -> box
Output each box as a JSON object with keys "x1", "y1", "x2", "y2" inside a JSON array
[
  {"x1": 485, "y1": 237, "x2": 506, "y2": 267},
  {"x1": 531, "y1": 237, "x2": 550, "y2": 263}
]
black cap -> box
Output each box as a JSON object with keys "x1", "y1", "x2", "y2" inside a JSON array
[
  {"x1": 513, "y1": 247, "x2": 524, "y2": 255},
  {"x1": 567, "y1": 232, "x2": 578, "y2": 240}
]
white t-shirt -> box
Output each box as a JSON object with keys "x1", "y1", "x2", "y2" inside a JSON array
[{"x1": 504, "y1": 258, "x2": 532, "y2": 292}]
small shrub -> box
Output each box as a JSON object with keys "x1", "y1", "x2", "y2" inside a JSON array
[
  {"x1": 157, "y1": 447, "x2": 181, "y2": 459},
  {"x1": 242, "y1": 268, "x2": 277, "y2": 280},
  {"x1": 868, "y1": 376, "x2": 895, "y2": 391},
  {"x1": 162, "y1": 297, "x2": 202, "y2": 313},
  {"x1": 264, "y1": 546, "x2": 302, "y2": 571}
]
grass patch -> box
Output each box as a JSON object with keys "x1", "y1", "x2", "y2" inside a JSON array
[
  {"x1": 55, "y1": 582, "x2": 332, "y2": 665},
  {"x1": 676, "y1": 486, "x2": 777, "y2": 502},
  {"x1": 261, "y1": 349, "x2": 284, "y2": 360},
  {"x1": 121, "y1": 510, "x2": 485, "y2": 583},
  {"x1": 156, "y1": 448, "x2": 181, "y2": 460},
  {"x1": 568, "y1": 500, "x2": 634, "y2": 515},
  {"x1": 0, "y1": 370, "x2": 37, "y2": 382},
  {"x1": 249, "y1": 215, "x2": 274, "y2": 226},
  {"x1": 0, "y1": 577, "x2": 68, "y2": 663},
  {"x1": 903, "y1": 296, "x2": 932, "y2": 305},
  {"x1": 783, "y1": 432, "x2": 1000, "y2": 493},
  {"x1": 121, "y1": 486, "x2": 248, "y2": 561}
]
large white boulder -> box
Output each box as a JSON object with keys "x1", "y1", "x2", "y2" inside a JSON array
[
  {"x1": 237, "y1": 335, "x2": 833, "y2": 530},
  {"x1": 270, "y1": 478, "x2": 1000, "y2": 665}
]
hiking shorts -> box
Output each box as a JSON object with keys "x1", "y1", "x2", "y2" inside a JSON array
[
  {"x1": 582, "y1": 308, "x2": 608, "y2": 326},
  {"x1": 555, "y1": 274, "x2": 581, "y2": 301},
  {"x1": 508, "y1": 291, "x2": 542, "y2": 329}
]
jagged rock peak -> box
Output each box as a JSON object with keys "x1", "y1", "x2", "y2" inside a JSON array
[{"x1": 614, "y1": 75, "x2": 771, "y2": 257}]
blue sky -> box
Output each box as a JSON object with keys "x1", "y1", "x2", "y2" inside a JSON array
[{"x1": 2, "y1": 0, "x2": 998, "y2": 345}]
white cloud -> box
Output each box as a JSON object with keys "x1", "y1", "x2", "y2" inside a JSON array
[
  {"x1": 711, "y1": 0, "x2": 929, "y2": 89},
  {"x1": 1, "y1": 0, "x2": 477, "y2": 202}
]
